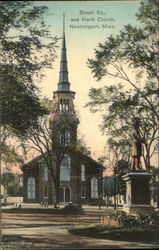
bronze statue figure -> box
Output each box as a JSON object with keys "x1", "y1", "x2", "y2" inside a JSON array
[{"x1": 130, "y1": 118, "x2": 143, "y2": 171}]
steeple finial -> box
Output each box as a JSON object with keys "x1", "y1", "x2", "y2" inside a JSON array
[
  {"x1": 58, "y1": 14, "x2": 70, "y2": 91},
  {"x1": 63, "y1": 13, "x2": 65, "y2": 32}
]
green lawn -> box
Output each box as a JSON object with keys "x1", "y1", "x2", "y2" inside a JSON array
[
  {"x1": 2, "y1": 207, "x2": 84, "y2": 215},
  {"x1": 69, "y1": 224, "x2": 159, "y2": 245}
]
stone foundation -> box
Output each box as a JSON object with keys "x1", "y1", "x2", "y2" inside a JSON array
[
  {"x1": 123, "y1": 204, "x2": 154, "y2": 214},
  {"x1": 122, "y1": 172, "x2": 154, "y2": 214}
]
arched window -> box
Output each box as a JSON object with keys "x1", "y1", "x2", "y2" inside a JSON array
[
  {"x1": 91, "y1": 177, "x2": 98, "y2": 198},
  {"x1": 60, "y1": 154, "x2": 71, "y2": 181},
  {"x1": 60, "y1": 130, "x2": 70, "y2": 146},
  {"x1": 60, "y1": 99, "x2": 63, "y2": 111},
  {"x1": 42, "y1": 166, "x2": 48, "y2": 181},
  {"x1": 59, "y1": 185, "x2": 71, "y2": 202},
  {"x1": 59, "y1": 99, "x2": 69, "y2": 112},
  {"x1": 63, "y1": 99, "x2": 66, "y2": 107},
  {"x1": 28, "y1": 177, "x2": 35, "y2": 199},
  {"x1": 81, "y1": 164, "x2": 85, "y2": 181},
  {"x1": 66, "y1": 99, "x2": 69, "y2": 111}
]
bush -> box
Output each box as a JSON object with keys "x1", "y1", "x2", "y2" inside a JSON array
[
  {"x1": 110, "y1": 210, "x2": 159, "y2": 228},
  {"x1": 69, "y1": 224, "x2": 113, "y2": 236},
  {"x1": 61, "y1": 203, "x2": 84, "y2": 214},
  {"x1": 137, "y1": 213, "x2": 151, "y2": 226},
  {"x1": 149, "y1": 211, "x2": 159, "y2": 226},
  {"x1": 111, "y1": 211, "x2": 139, "y2": 228}
]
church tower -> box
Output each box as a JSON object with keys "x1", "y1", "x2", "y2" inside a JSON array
[{"x1": 50, "y1": 15, "x2": 79, "y2": 146}]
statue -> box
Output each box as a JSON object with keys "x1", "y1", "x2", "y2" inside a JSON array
[{"x1": 130, "y1": 118, "x2": 143, "y2": 171}]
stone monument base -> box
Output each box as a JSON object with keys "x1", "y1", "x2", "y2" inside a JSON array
[
  {"x1": 122, "y1": 172, "x2": 154, "y2": 214},
  {"x1": 123, "y1": 204, "x2": 154, "y2": 214}
]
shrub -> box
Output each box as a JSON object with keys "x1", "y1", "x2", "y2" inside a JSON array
[
  {"x1": 137, "y1": 213, "x2": 151, "y2": 227},
  {"x1": 149, "y1": 211, "x2": 159, "y2": 226},
  {"x1": 61, "y1": 203, "x2": 84, "y2": 214},
  {"x1": 110, "y1": 211, "x2": 159, "y2": 228},
  {"x1": 111, "y1": 211, "x2": 139, "y2": 228},
  {"x1": 69, "y1": 224, "x2": 113, "y2": 236}
]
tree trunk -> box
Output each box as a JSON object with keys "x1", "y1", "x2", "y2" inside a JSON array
[
  {"x1": 54, "y1": 183, "x2": 60, "y2": 208},
  {"x1": 114, "y1": 172, "x2": 116, "y2": 210},
  {"x1": 54, "y1": 162, "x2": 60, "y2": 208}
]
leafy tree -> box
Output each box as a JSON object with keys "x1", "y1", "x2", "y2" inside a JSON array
[
  {"x1": 76, "y1": 137, "x2": 91, "y2": 156},
  {"x1": 0, "y1": 127, "x2": 23, "y2": 165},
  {"x1": 103, "y1": 176, "x2": 114, "y2": 197},
  {"x1": 2, "y1": 172, "x2": 23, "y2": 197},
  {"x1": 100, "y1": 138, "x2": 129, "y2": 209},
  {"x1": 0, "y1": 1, "x2": 58, "y2": 168},
  {"x1": 86, "y1": 85, "x2": 158, "y2": 171},
  {"x1": 0, "y1": 1, "x2": 57, "y2": 134},
  {"x1": 87, "y1": 0, "x2": 158, "y2": 120},
  {"x1": 116, "y1": 160, "x2": 129, "y2": 196},
  {"x1": 87, "y1": 0, "x2": 158, "y2": 171},
  {"x1": 103, "y1": 160, "x2": 128, "y2": 207},
  {"x1": 102, "y1": 137, "x2": 130, "y2": 175}
]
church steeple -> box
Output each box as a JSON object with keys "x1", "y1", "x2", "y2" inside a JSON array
[
  {"x1": 58, "y1": 14, "x2": 70, "y2": 91},
  {"x1": 50, "y1": 15, "x2": 78, "y2": 145}
]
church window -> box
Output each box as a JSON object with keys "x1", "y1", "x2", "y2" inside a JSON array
[
  {"x1": 60, "y1": 154, "x2": 71, "y2": 181},
  {"x1": 91, "y1": 177, "x2": 98, "y2": 198},
  {"x1": 59, "y1": 99, "x2": 69, "y2": 112},
  {"x1": 60, "y1": 130, "x2": 70, "y2": 146},
  {"x1": 63, "y1": 99, "x2": 66, "y2": 107},
  {"x1": 28, "y1": 177, "x2": 35, "y2": 199},
  {"x1": 42, "y1": 166, "x2": 48, "y2": 181},
  {"x1": 66, "y1": 99, "x2": 69, "y2": 111},
  {"x1": 60, "y1": 99, "x2": 63, "y2": 111},
  {"x1": 81, "y1": 164, "x2": 85, "y2": 181}
]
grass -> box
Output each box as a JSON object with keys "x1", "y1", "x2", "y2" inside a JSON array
[
  {"x1": 2, "y1": 207, "x2": 84, "y2": 215},
  {"x1": 69, "y1": 224, "x2": 159, "y2": 245}
]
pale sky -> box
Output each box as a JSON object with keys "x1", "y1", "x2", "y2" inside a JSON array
[{"x1": 37, "y1": 0, "x2": 142, "y2": 161}]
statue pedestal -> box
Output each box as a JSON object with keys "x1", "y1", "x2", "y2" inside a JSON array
[{"x1": 122, "y1": 172, "x2": 154, "y2": 214}]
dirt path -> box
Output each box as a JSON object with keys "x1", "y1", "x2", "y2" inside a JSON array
[{"x1": 1, "y1": 213, "x2": 157, "y2": 249}]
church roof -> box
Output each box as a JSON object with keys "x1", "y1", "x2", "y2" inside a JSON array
[{"x1": 21, "y1": 150, "x2": 104, "y2": 170}]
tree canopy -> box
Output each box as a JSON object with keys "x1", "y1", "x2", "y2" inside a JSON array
[
  {"x1": 87, "y1": 0, "x2": 158, "y2": 171},
  {"x1": 88, "y1": 0, "x2": 158, "y2": 120},
  {"x1": 0, "y1": 1, "x2": 58, "y2": 167},
  {"x1": 86, "y1": 84, "x2": 158, "y2": 171},
  {"x1": 2, "y1": 171, "x2": 23, "y2": 197},
  {"x1": 0, "y1": 1, "x2": 58, "y2": 135}
]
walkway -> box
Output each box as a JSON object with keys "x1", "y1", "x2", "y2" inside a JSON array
[{"x1": 1, "y1": 204, "x2": 158, "y2": 249}]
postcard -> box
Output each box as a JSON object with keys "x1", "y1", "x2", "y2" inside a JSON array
[{"x1": 1, "y1": 0, "x2": 158, "y2": 249}]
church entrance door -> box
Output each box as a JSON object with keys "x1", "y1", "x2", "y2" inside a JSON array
[{"x1": 59, "y1": 185, "x2": 71, "y2": 203}]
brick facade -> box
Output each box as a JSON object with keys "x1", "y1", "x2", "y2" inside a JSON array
[{"x1": 22, "y1": 151, "x2": 103, "y2": 205}]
